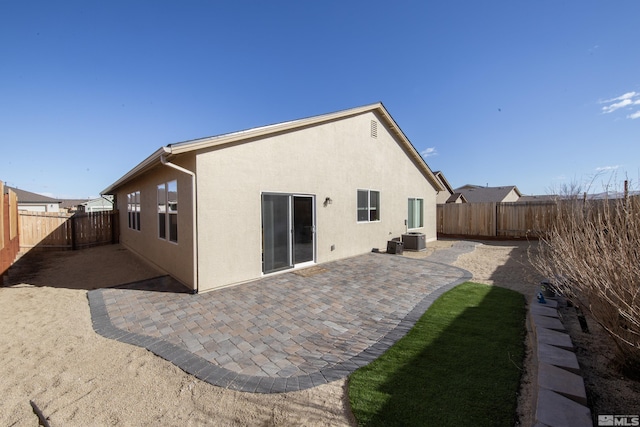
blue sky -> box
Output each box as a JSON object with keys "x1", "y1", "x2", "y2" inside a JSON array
[{"x1": 2, "y1": 1, "x2": 639, "y2": 198}]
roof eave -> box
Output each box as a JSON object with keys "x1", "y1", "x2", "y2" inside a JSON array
[
  {"x1": 101, "y1": 102, "x2": 444, "y2": 194},
  {"x1": 101, "y1": 147, "x2": 171, "y2": 195},
  {"x1": 168, "y1": 102, "x2": 385, "y2": 155},
  {"x1": 374, "y1": 104, "x2": 445, "y2": 192}
]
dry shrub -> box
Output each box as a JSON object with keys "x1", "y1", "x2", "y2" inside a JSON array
[{"x1": 532, "y1": 192, "x2": 640, "y2": 376}]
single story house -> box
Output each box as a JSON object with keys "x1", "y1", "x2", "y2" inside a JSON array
[
  {"x1": 434, "y1": 171, "x2": 467, "y2": 204},
  {"x1": 78, "y1": 195, "x2": 114, "y2": 213},
  {"x1": 102, "y1": 103, "x2": 444, "y2": 293},
  {"x1": 455, "y1": 184, "x2": 521, "y2": 203},
  {"x1": 6, "y1": 186, "x2": 62, "y2": 212}
]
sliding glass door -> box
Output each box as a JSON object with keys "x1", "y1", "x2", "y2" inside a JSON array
[
  {"x1": 293, "y1": 196, "x2": 314, "y2": 265},
  {"x1": 262, "y1": 194, "x2": 315, "y2": 274}
]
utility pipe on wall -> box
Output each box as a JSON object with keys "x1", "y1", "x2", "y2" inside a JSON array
[{"x1": 160, "y1": 154, "x2": 199, "y2": 294}]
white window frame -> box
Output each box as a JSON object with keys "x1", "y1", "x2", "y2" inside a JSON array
[
  {"x1": 408, "y1": 197, "x2": 424, "y2": 229},
  {"x1": 357, "y1": 189, "x2": 380, "y2": 222},
  {"x1": 127, "y1": 191, "x2": 140, "y2": 231}
]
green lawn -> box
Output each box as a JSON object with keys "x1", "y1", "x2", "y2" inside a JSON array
[{"x1": 348, "y1": 282, "x2": 526, "y2": 427}]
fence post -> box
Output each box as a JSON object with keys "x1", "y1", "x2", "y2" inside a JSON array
[
  {"x1": 71, "y1": 215, "x2": 77, "y2": 250},
  {"x1": 111, "y1": 211, "x2": 118, "y2": 244}
]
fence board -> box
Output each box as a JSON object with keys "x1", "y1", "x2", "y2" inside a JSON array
[
  {"x1": 497, "y1": 201, "x2": 558, "y2": 238},
  {"x1": 19, "y1": 211, "x2": 73, "y2": 250},
  {"x1": 73, "y1": 211, "x2": 117, "y2": 249},
  {"x1": 438, "y1": 201, "x2": 560, "y2": 238},
  {"x1": 18, "y1": 210, "x2": 118, "y2": 252},
  {"x1": 438, "y1": 199, "x2": 638, "y2": 239},
  {"x1": 437, "y1": 202, "x2": 497, "y2": 237},
  {"x1": 1, "y1": 182, "x2": 20, "y2": 275}
]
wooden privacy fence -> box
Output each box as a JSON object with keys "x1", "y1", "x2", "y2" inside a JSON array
[
  {"x1": 19, "y1": 210, "x2": 119, "y2": 252},
  {"x1": 437, "y1": 201, "x2": 558, "y2": 238},
  {"x1": 1, "y1": 182, "x2": 20, "y2": 275}
]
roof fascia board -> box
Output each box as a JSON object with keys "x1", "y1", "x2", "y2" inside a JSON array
[
  {"x1": 101, "y1": 102, "x2": 444, "y2": 194},
  {"x1": 168, "y1": 103, "x2": 383, "y2": 155},
  {"x1": 101, "y1": 147, "x2": 170, "y2": 194},
  {"x1": 435, "y1": 172, "x2": 454, "y2": 193},
  {"x1": 374, "y1": 105, "x2": 445, "y2": 192}
]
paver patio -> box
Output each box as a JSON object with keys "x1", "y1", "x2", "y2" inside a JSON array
[{"x1": 89, "y1": 245, "x2": 474, "y2": 393}]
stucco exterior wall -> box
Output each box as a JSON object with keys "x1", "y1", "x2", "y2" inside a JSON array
[
  {"x1": 17, "y1": 203, "x2": 60, "y2": 212},
  {"x1": 503, "y1": 190, "x2": 521, "y2": 203},
  {"x1": 195, "y1": 110, "x2": 438, "y2": 292},
  {"x1": 436, "y1": 190, "x2": 453, "y2": 204},
  {"x1": 114, "y1": 156, "x2": 196, "y2": 289}
]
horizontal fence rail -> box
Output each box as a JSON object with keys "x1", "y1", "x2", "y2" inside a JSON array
[{"x1": 18, "y1": 210, "x2": 119, "y2": 251}]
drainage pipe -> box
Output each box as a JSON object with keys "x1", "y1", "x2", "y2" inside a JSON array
[{"x1": 160, "y1": 154, "x2": 199, "y2": 294}]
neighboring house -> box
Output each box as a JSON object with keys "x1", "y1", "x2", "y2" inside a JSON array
[
  {"x1": 434, "y1": 171, "x2": 467, "y2": 204},
  {"x1": 6, "y1": 187, "x2": 62, "y2": 212},
  {"x1": 78, "y1": 195, "x2": 114, "y2": 212},
  {"x1": 455, "y1": 184, "x2": 522, "y2": 203},
  {"x1": 102, "y1": 102, "x2": 444, "y2": 293},
  {"x1": 60, "y1": 199, "x2": 90, "y2": 213},
  {"x1": 444, "y1": 192, "x2": 468, "y2": 204}
]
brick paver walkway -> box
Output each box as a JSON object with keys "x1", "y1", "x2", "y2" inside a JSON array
[{"x1": 89, "y1": 245, "x2": 474, "y2": 393}]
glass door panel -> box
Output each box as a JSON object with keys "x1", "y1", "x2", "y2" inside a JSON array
[
  {"x1": 293, "y1": 196, "x2": 314, "y2": 264},
  {"x1": 262, "y1": 194, "x2": 291, "y2": 273}
]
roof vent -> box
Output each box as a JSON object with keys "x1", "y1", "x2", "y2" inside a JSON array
[{"x1": 370, "y1": 120, "x2": 378, "y2": 139}]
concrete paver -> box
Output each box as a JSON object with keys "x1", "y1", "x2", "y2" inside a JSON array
[
  {"x1": 89, "y1": 246, "x2": 473, "y2": 393},
  {"x1": 536, "y1": 389, "x2": 593, "y2": 427},
  {"x1": 538, "y1": 362, "x2": 588, "y2": 406}
]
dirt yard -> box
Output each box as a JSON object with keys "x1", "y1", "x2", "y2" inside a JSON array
[{"x1": 2, "y1": 240, "x2": 633, "y2": 426}]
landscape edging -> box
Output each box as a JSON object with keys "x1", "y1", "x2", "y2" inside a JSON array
[{"x1": 529, "y1": 287, "x2": 593, "y2": 427}]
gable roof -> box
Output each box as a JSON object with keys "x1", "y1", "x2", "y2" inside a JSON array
[
  {"x1": 102, "y1": 102, "x2": 444, "y2": 194},
  {"x1": 5, "y1": 186, "x2": 63, "y2": 204},
  {"x1": 454, "y1": 185, "x2": 522, "y2": 203},
  {"x1": 60, "y1": 199, "x2": 90, "y2": 209},
  {"x1": 446, "y1": 192, "x2": 468, "y2": 203},
  {"x1": 433, "y1": 171, "x2": 454, "y2": 194},
  {"x1": 81, "y1": 195, "x2": 114, "y2": 207}
]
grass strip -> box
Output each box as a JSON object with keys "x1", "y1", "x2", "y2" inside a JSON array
[{"x1": 348, "y1": 282, "x2": 526, "y2": 426}]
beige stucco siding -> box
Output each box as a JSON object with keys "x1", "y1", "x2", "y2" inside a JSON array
[
  {"x1": 502, "y1": 190, "x2": 520, "y2": 202},
  {"x1": 115, "y1": 156, "x2": 196, "y2": 289},
  {"x1": 195, "y1": 111, "x2": 437, "y2": 292},
  {"x1": 436, "y1": 191, "x2": 452, "y2": 204}
]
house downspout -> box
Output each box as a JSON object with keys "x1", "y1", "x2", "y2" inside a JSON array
[{"x1": 160, "y1": 154, "x2": 199, "y2": 294}]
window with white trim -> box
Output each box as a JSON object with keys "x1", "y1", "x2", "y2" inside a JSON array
[
  {"x1": 357, "y1": 189, "x2": 380, "y2": 222},
  {"x1": 408, "y1": 198, "x2": 424, "y2": 229},
  {"x1": 158, "y1": 180, "x2": 178, "y2": 243},
  {"x1": 127, "y1": 191, "x2": 140, "y2": 231}
]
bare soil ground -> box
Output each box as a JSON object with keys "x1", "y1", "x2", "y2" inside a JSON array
[
  {"x1": 1, "y1": 240, "x2": 635, "y2": 426},
  {"x1": 558, "y1": 300, "x2": 640, "y2": 419}
]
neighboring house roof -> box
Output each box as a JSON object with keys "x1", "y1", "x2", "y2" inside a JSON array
[
  {"x1": 60, "y1": 199, "x2": 90, "y2": 209},
  {"x1": 5, "y1": 186, "x2": 63, "y2": 205},
  {"x1": 446, "y1": 192, "x2": 468, "y2": 203},
  {"x1": 518, "y1": 194, "x2": 557, "y2": 202},
  {"x1": 433, "y1": 171, "x2": 455, "y2": 194},
  {"x1": 454, "y1": 184, "x2": 522, "y2": 203},
  {"x1": 102, "y1": 102, "x2": 445, "y2": 194},
  {"x1": 81, "y1": 196, "x2": 114, "y2": 209}
]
